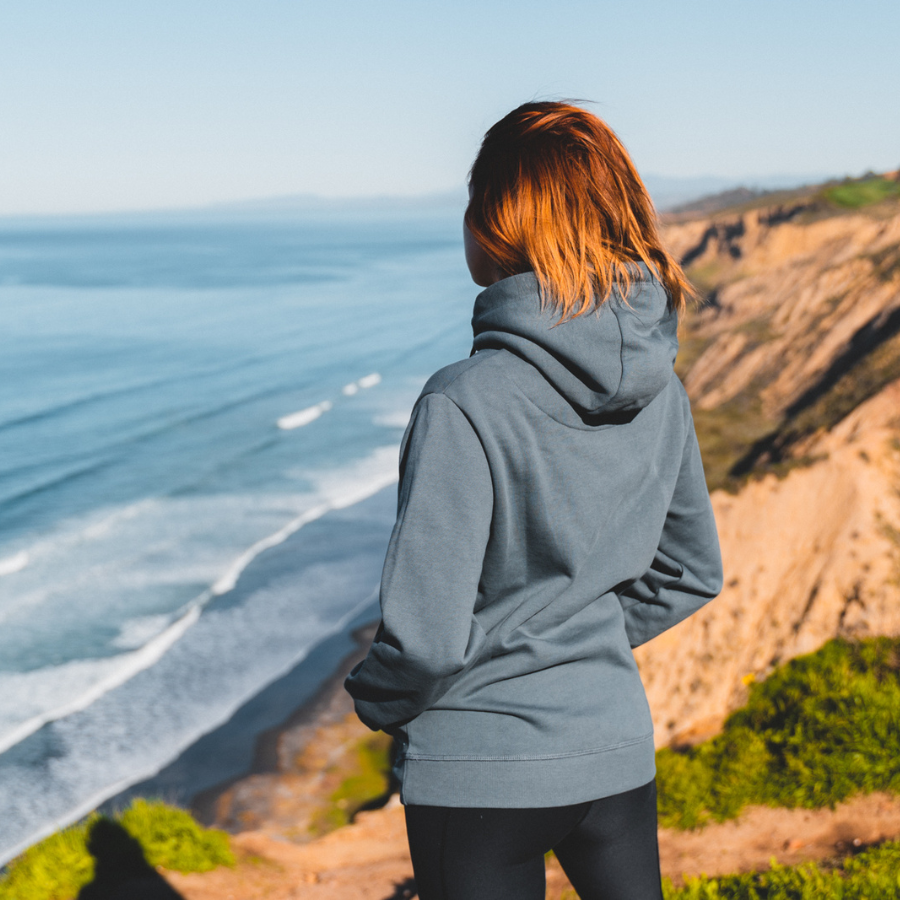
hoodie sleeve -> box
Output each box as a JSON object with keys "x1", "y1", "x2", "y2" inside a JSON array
[
  {"x1": 344, "y1": 392, "x2": 493, "y2": 733},
  {"x1": 617, "y1": 416, "x2": 723, "y2": 648}
]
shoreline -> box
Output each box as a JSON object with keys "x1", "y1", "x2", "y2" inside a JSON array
[
  {"x1": 102, "y1": 606, "x2": 381, "y2": 826},
  {"x1": 193, "y1": 617, "x2": 380, "y2": 830},
  {"x1": 95, "y1": 483, "x2": 401, "y2": 828},
  {"x1": 0, "y1": 482, "x2": 398, "y2": 867}
]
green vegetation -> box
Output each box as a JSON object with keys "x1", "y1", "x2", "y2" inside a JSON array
[
  {"x1": 684, "y1": 261, "x2": 725, "y2": 299},
  {"x1": 690, "y1": 398, "x2": 778, "y2": 493},
  {"x1": 0, "y1": 819, "x2": 97, "y2": 900},
  {"x1": 312, "y1": 731, "x2": 394, "y2": 834},
  {"x1": 118, "y1": 799, "x2": 233, "y2": 872},
  {"x1": 660, "y1": 840, "x2": 900, "y2": 899},
  {"x1": 824, "y1": 175, "x2": 900, "y2": 210},
  {"x1": 656, "y1": 637, "x2": 900, "y2": 831},
  {"x1": 674, "y1": 332, "x2": 715, "y2": 383},
  {"x1": 0, "y1": 800, "x2": 233, "y2": 900}
]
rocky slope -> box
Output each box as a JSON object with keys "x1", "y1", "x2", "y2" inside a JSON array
[{"x1": 637, "y1": 184, "x2": 900, "y2": 745}]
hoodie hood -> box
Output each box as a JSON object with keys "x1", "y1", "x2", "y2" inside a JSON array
[{"x1": 471, "y1": 268, "x2": 678, "y2": 417}]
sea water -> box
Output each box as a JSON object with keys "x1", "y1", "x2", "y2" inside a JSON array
[{"x1": 0, "y1": 200, "x2": 473, "y2": 863}]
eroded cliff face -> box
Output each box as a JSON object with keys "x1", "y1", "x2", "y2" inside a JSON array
[
  {"x1": 637, "y1": 195, "x2": 900, "y2": 746},
  {"x1": 668, "y1": 204, "x2": 900, "y2": 419}
]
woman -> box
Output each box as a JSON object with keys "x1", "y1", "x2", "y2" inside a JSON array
[{"x1": 345, "y1": 102, "x2": 723, "y2": 900}]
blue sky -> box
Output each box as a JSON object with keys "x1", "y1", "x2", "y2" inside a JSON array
[{"x1": 1, "y1": 0, "x2": 897, "y2": 214}]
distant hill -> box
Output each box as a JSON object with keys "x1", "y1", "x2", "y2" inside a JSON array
[{"x1": 644, "y1": 173, "x2": 832, "y2": 212}]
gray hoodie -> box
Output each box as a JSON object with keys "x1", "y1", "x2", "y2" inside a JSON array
[{"x1": 345, "y1": 269, "x2": 722, "y2": 808}]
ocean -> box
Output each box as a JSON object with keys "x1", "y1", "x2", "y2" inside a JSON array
[{"x1": 0, "y1": 200, "x2": 474, "y2": 864}]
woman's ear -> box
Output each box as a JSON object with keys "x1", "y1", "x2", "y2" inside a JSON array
[{"x1": 464, "y1": 221, "x2": 505, "y2": 287}]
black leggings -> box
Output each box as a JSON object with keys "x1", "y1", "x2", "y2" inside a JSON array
[{"x1": 404, "y1": 778, "x2": 663, "y2": 900}]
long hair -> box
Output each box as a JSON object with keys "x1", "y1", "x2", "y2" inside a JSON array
[{"x1": 465, "y1": 101, "x2": 692, "y2": 318}]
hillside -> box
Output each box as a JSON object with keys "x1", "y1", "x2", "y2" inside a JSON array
[{"x1": 636, "y1": 174, "x2": 900, "y2": 746}]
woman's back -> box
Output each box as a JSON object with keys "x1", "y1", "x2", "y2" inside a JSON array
[{"x1": 347, "y1": 268, "x2": 721, "y2": 807}]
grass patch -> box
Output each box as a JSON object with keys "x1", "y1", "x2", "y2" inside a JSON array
[
  {"x1": 656, "y1": 637, "x2": 900, "y2": 830},
  {"x1": 0, "y1": 819, "x2": 97, "y2": 900},
  {"x1": 823, "y1": 175, "x2": 900, "y2": 210},
  {"x1": 686, "y1": 260, "x2": 725, "y2": 297},
  {"x1": 311, "y1": 731, "x2": 394, "y2": 835},
  {"x1": 118, "y1": 799, "x2": 233, "y2": 872},
  {"x1": 0, "y1": 800, "x2": 233, "y2": 900},
  {"x1": 691, "y1": 397, "x2": 778, "y2": 493},
  {"x1": 662, "y1": 840, "x2": 900, "y2": 899},
  {"x1": 674, "y1": 332, "x2": 715, "y2": 382},
  {"x1": 675, "y1": 302, "x2": 782, "y2": 493}
]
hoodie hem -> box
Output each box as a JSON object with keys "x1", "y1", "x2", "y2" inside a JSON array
[{"x1": 397, "y1": 731, "x2": 657, "y2": 808}]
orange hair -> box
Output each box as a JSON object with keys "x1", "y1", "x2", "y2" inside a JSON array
[{"x1": 465, "y1": 102, "x2": 692, "y2": 318}]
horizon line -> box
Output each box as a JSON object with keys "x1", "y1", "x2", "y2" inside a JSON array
[{"x1": 0, "y1": 169, "x2": 872, "y2": 222}]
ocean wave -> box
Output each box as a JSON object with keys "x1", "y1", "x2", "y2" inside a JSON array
[
  {"x1": 341, "y1": 373, "x2": 381, "y2": 396},
  {"x1": 357, "y1": 372, "x2": 381, "y2": 389},
  {"x1": 0, "y1": 445, "x2": 399, "y2": 758},
  {"x1": 0, "y1": 551, "x2": 28, "y2": 577},
  {"x1": 211, "y1": 447, "x2": 398, "y2": 595},
  {"x1": 0, "y1": 457, "x2": 115, "y2": 511},
  {"x1": 0, "y1": 382, "x2": 291, "y2": 484},
  {"x1": 0, "y1": 579, "x2": 382, "y2": 867},
  {"x1": 0, "y1": 605, "x2": 201, "y2": 757},
  {"x1": 279, "y1": 373, "x2": 381, "y2": 427},
  {"x1": 111, "y1": 614, "x2": 175, "y2": 650},
  {"x1": 276, "y1": 400, "x2": 333, "y2": 430}
]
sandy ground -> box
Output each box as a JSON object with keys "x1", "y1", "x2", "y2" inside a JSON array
[{"x1": 163, "y1": 791, "x2": 900, "y2": 899}]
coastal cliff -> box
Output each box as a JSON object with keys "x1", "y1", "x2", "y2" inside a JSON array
[{"x1": 637, "y1": 179, "x2": 900, "y2": 746}]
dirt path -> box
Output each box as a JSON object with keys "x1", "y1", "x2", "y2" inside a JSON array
[{"x1": 165, "y1": 792, "x2": 900, "y2": 898}]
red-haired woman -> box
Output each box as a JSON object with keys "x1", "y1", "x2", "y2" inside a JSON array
[{"x1": 346, "y1": 102, "x2": 722, "y2": 900}]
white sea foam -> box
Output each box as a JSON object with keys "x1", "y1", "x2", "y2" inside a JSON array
[
  {"x1": 0, "y1": 606, "x2": 201, "y2": 757},
  {"x1": 0, "y1": 580, "x2": 383, "y2": 868},
  {"x1": 357, "y1": 372, "x2": 381, "y2": 389},
  {"x1": 212, "y1": 445, "x2": 398, "y2": 596},
  {"x1": 0, "y1": 444, "x2": 399, "y2": 760},
  {"x1": 342, "y1": 372, "x2": 381, "y2": 396},
  {"x1": 111, "y1": 614, "x2": 173, "y2": 650},
  {"x1": 278, "y1": 374, "x2": 380, "y2": 427},
  {"x1": 277, "y1": 400, "x2": 333, "y2": 430},
  {"x1": 0, "y1": 551, "x2": 28, "y2": 577}
]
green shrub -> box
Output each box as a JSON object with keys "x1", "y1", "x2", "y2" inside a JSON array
[
  {"x1": 314, "y1": 731, "x2": 394, "y2": 834},
  {"x1": 657, "y1": 637, "x2": 900, "y2": 828},
  {"x1": 119, "y1": 799, "x2": 233, "y2": 872},
  {"x1": 662, "y1": 839, "x2": 900, "y2": 899},
  {"x1": 0, "y1": 819, "x2": 96, "y2": 900},
  {"x1": 0, "y1": 800, "x2": 232, "y2": 900}
]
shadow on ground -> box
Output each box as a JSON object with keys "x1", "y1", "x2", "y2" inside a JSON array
[
  {"x1": 76, "y1": 819, "x2": 184, "y2": 900},
  {"x1": 382, "y1": 877, "x2": 417, "y2": 899}
]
